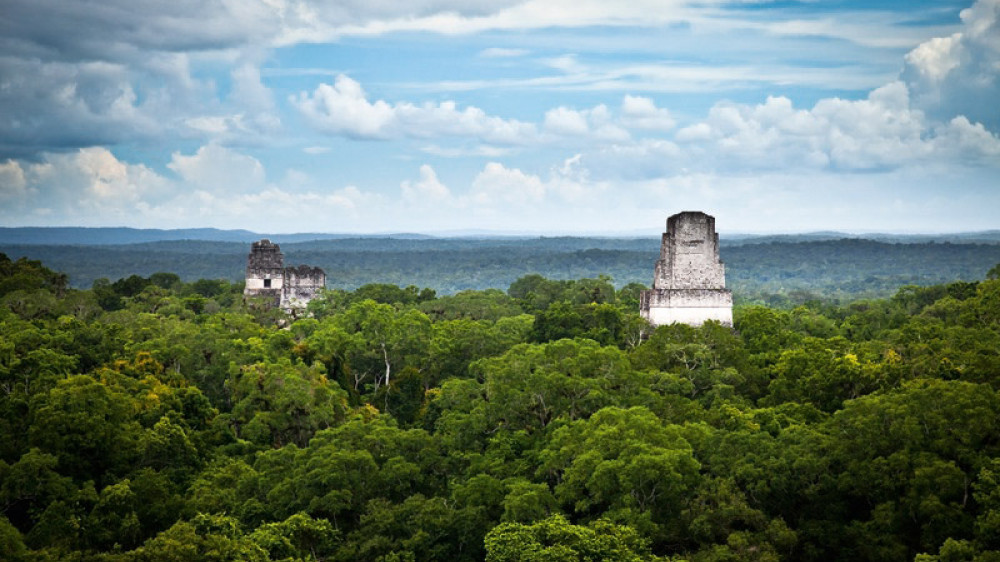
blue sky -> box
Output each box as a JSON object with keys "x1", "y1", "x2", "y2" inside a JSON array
[{"x1": 0, "y1": 0, "x2": 997, "y2": 234}]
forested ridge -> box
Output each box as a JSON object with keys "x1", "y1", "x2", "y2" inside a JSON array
[
  {"x1": 2, "y1": 253, "x2": 1000, "y2": 561},
  {"x1": 5, "y1": 237, "x2": 1000, "y2": 303}
]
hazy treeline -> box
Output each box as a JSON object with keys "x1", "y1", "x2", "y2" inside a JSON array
[
  {"x1": 2, "y1": 253, "x2": 1000, "y2": 560},
  {"x1": 4, "y1": 237, "x2": 1000, "y2": 303}
]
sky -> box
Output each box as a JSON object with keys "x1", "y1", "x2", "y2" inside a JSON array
[{"x1": 0, "y1": 0, "x2": 998, "y2": 235}]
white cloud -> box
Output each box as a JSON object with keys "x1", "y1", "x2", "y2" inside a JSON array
[
  {"x1": 479, "y1": 47, "x2": 530, "y2": 57},
  {"x1": 0, "y1": 160, "x2": 29, "y2": 201},
  {"x1": 215, "y1": 62, "x2": 282, "y2": 136},
  {"x1": 620, "y1": 95, "x2": 675, "y2": 131},
  {"x1": 675, "y1": 123, "x2": 712, "y2": 142},
  {"x1": 543, "y1": 107, "x2": 590, "y2": 136},
  {"x1": 167, "y1": 144, "x2": 267, "y2": 191},
  {"x1": 2, "y1": 0, "x2": 996, "y2": 235},
  {"x1": 902, "y1": 0, "x2": 1000, "y2": 130},
  {"x1": 183, "y1": 112, "x2": 281, "y2": 139},
  {"x1": 401, "y1": 164, "x2": 452, "y2": 203},
  {"x1": 292, "y1": 74, "x2": 538, "y2": 144},
  {"x1": 543, "y1": 55, "x2": 587, "y2": 74},
  {"x1": 659, "y1": 82, "x2": 1000, "y2": 172},
  {"x1": 905, "y1": 34, "x2": 963, "y2": 83},
  {"x1": 0, "y1": 148, "x2": 172, "y2": 222},
  {"x1": 43, "y1": 148, "x2": 169, "y2": 205},
  {"x1": 419, "y1": 144, "x2": 515, "y2": 157},
  {"x1": 578, "y1": 77, "x2": 1000, "y2": 183},
  {"x1": 468, "y1": 157, "x2": 603, "y2": 209},
  {"x1": 543, "y1": 104, "x2": 630, "y2": 141},
  {"x1": 932, "y1": 116, "x2": 1000, "y2": 163},
  {"x1": 0, "y1": 145, "x2": 395, "y2": 231},
  {"x1": 470, "y1": 162, "x2": 547, "y2": 206},
  {"x1": 230, "y1": 63, "x2": 276, "y2": 111},
  {"x1": 291, "y1": 75, "x2": 396, "y2": 139},
  {"x1": 426, "y1": 63, "x2": 894, "y2": 97}
]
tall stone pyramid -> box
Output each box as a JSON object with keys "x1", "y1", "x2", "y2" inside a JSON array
[{"x1": 640, "y1": 211, "x2": 733, "y2": 327}]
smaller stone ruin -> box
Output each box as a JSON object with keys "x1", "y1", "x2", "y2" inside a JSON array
[
  {"x1": 244, "y1": 239, "x2": 326, "y2": 311},
  {"x1": 640, "y1": 211, "x2": 733, "y2": 327}
]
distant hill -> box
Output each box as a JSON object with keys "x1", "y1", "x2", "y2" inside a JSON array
[
  {"x1": 0, "y1": 227, "x2": 436, "y2": 246},
  {"x1": 0, "y1": 227, "x2": 259, "y2": 245},
  {"x1": 722, "y1": 231, "x2": 1000, "y2": 246},
  {"x1": 4, "y1": 236, "x2": 1000, "y2": 303},
  {"x1": 3, "y1": 226, "x2": 999, "y2": 247}
]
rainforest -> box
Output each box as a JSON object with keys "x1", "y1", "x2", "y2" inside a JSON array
[{"x1": 2, "y1": 252, "x2": 1000, "y2": 561}]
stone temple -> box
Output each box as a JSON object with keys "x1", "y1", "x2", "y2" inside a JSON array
[
  {"x1": 244, "y1": 239, "x2": 326, "y2": 311},
  {"x1": 640, "y1": 211, "x2": 733, "y2": 327}
]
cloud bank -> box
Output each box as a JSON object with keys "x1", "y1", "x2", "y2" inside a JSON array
[{"x1": 0, "y1": 0, "x2": 996, "y2": 234}]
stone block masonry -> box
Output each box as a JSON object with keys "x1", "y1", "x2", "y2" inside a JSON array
[
  {"x1": 244, "y1": 239, "x2": 326, "y2": 311},
  {"x1": 641, "y1": 212, "x2": 733, "y2": 327}
]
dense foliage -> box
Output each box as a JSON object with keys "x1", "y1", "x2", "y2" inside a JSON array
[{"x1": 2, "y1": 251, "x2": 1000, "y2": 561}]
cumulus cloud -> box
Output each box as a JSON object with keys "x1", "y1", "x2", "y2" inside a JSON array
[
  {"x1": 40, "y1": 148, "x2": 169, "y2": 206},
  {"x1": 211, "y1": 62, "x2": 282, "y2": 137},
  {"x1": 0, "y1": 160, "x2": 29, "y2": 201},
  {"x1": 543, "y1": 107, "x2": 590, "y2": 136},
  {"x1": 0, "y1": 51, "x2": 279, "y2": 156},
  {"x1": 292, "y1": 74, "x2": 538, "y2": 144},
  {"x1": 903, "y1": 0, "x2": 1000, "y2": 130},
  {"x1": 470, "y1": 162, "x2": 548, "y2": 205},
  {"x1": 0, "y1": 148, "x2": 172, "y2": 223},
  {"x1": 168, "y1": 144, "x2": 267, "y2": 192},
  {"x1": 0, "y1": 57, "x2": 161, "y2": 156},
  {"x1": 0, "y1": 0, "x2": 289, "y2": 156},
  {"x1": 401, "y1": 165, "x2": 452, "y2": 204},
  {"x1": 0, "y1": 145, "x2": 391, "y2": 230},
  {"x1": 542, "y1": 104, "x2": 630, "y2": 141},
  {"x1": 468, "y1": 156, "x2": 604, "y2": 208},
  {"x1": 1, "y1": 1, "x2": 287, "y2": 62},
  {"x1": 291, "y1": 75, "x2": 395, "y2": 139},
  {"x1": 659, "y1": 82, "x2": 1000, "y2": 173},
  {"x1": 620, "y1": 95, "x2": 676, "y2": 131},
  {"x1": 3, "y1": 0, "x2": 997, "y2": 234}
]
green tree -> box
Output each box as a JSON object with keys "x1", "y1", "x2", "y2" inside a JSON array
[
  {"x1": 476, "y1": 339, "x2": 641, "y2": 431},
  {"x1": 126, "y1": 513, "x2": 267, "y2": 562},
  {"x1": 0, "y1": 254, "x2": 68, "y2": 298},
  {"x1": 485, "y1": 514, "x2": 656, "y2": 562},
  {"x1": 249, "y1": 512, "x2": 340, "y2": 561},
  {"x1": 538, "y1": 406, "x2": 700, "y2": 543},
  {"x1": 0, "y1": 516, "x2": 27, "y2": 561},
  {"x1": 28, "y1": 375, "x2": 141, "y2": 483},
  {"x1": 225, "y1": 359, "x2": 348, "y2": 448}
]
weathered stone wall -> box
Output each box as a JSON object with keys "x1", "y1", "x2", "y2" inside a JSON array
[
  {"x1": 245, "y1": 239, "x2": 285, "y2": 306},
  {"x1": 641, "y1": 288, "x2": 734, "y2": 308},
  {"x1": 245, "y1": 277, "x2": 284, "y2": 291},
  {"x1": 282, "y1": 265, "x2": 326, "y2": 309},
  {"x1": 246, "y1": 239, "x2": 284, "y2": 273},
  {"x1": 642, "y1": 211, "x2": 733, "y2": 327},
  {"x1": 640, "y1": 288, "x2": 733, "y2": 327},
  {"x1": 244, "y1": 239, "x2": 326, "y2": 310},
  {"x1": 653, "y1": 212, "x2": 726, "y2": 290}
]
